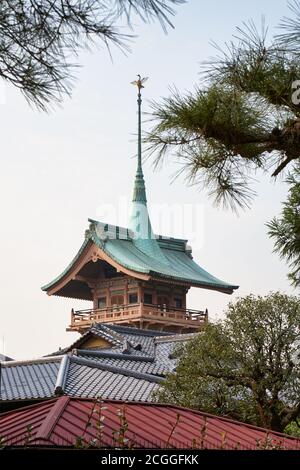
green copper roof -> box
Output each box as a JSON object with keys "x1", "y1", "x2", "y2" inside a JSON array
[
  {"x1": 94, "y1": 222, "x2": 238, "y2": 292},
  {"x1": 42, "y1": 220, "x2": 238, "y2": 294}
]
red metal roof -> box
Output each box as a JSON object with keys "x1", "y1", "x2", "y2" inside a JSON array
[{"x1": 1, "y1": 397, "x2": 300, "y2": 450}]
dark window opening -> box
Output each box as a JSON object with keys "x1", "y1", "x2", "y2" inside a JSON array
[
  {"x1": 174, "y1": 297, "x2": 182, "y2": 309},
  {"x1": 129, "y1": 293, "x2": 138, "y2": 304},
  {"x1": 97, "y1": 297, "x2": 106, "y2": 309},
  {"x1": 144, "y1": 293, "x2": 153, "y2": 304}
]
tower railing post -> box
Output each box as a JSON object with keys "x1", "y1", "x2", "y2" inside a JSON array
[{"x1": 71, "y1": 308, "x2": 75, "y2": 326}]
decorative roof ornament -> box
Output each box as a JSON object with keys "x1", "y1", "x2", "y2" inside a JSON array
[{"x1": 131, "y1": 74, "x2": 149, "y2": 91}]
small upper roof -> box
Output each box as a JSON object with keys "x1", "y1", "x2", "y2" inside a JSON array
[{"x1": 2, "y1": 396, "x2": 300, "y2": 449}]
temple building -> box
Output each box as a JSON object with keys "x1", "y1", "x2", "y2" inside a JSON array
[
  {"x1": 0, "y1": 78, "x2": 239, "y2": 412},
  {"x1": 42, "y1": 77, "x2": 238, "y2": 335}
]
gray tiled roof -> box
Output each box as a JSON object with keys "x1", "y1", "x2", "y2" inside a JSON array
[
  {"x1": 50, "y1": 323, "x2": 163, "y2": 358},
  {"x1": 155, "y1": 342, "x2": 179, "y2": 370},
  {"x1": 64, "y1": 360, "x2": 160, "y2": 401},
  {"x1": 51, "y1": 324, "x2": 124, "y2": 355},
  {"x1": 76, "y1": 351, "x2": 168, "y2": 376},
  {"x1": 106, "y1": 324, "x2": 169, "y2": 337},
  {"x1": 0, "y1": 359, "x2": 60, "y2": 401},
  {"x1": 0, "y1": 355, "x2": 162, "y2": 404},
  {"x1": 71, "y1": 324, "x2": 191, "y2": 376},
  {"x1": 89, "y1": 324, "x2": 162, "y2": 357},
  {"x1": 1, "y1": 325, "x2": 193, "y2": 405}
]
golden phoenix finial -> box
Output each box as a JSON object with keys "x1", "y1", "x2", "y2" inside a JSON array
[{"x1": 131, "y1": 74, "x2": 149, "y2": 92}]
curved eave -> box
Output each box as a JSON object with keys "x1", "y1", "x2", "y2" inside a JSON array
[
  {"x1": 41, "y1": 235, "x2": 151, "y2": 297},
  {"x1": 149, "y1": 272, "x2": 238, "y2": 294}
]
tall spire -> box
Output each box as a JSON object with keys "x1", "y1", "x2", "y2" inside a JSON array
[
  {"x1": 129, "y1": 75, "x2": 168, "y2": 262},
  {"x1": 131, "y1": 75, "x2": 148, "y2": 203}
]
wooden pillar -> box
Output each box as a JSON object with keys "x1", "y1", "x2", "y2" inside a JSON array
[
  {"x1": 170, "y1": 286, "x2": 174, "y2": 307},
  {"x1": 138, "y1": 282, "x2": 143, "y2": 303},
  {"x1": 183, "y1": 288, "x2": 188, "y2": 310},
  {"x1": 106, "y1": 286, "x2": 110, "y2": 307},
  {"x1": 124, "y1": 278, "x2": 128, "y2": 304},
  {"x1": 152, "y1": 284, "x2": 157, "y2": 305},
  {"x1": 71, "y1": 308, "x2": 75, "y2": 326}
]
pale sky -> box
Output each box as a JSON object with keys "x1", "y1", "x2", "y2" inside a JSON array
[{"x1": 0, "y1": 0, "x2": 295, "y2": 360}]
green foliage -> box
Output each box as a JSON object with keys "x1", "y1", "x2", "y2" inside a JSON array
[
  {"x1": 0, "y1": 1, "x2": 185, "y2": 110},
  {"x1": 278, "y1": 0, "x2": 300, "y2": 53},
  {"x1": 146, "y1": 3, "x2": 300, "y2": 210},
  {"x1": 154, "y1": 292, "x2": 300, "y2": 433},
  {"x1": 267, "y1": 162, "x2": 300, "y2": 287},
  {"x1": 206, "y1": 20, "x2": 300, "y2": 112},
  {"x1": 284, "y1": 421, "x2": 300, "y2": 437},
  {"x1": 112, "y1": 405, "x2": 135, "y2": 449},
  {"x1": 147, "y1": 85, "x2": 271, "y2": 209},
  {"x1": 74, "y1": 397, "x2": 107, "y2": 448}
]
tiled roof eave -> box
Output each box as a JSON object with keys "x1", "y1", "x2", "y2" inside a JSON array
[{"x1": 148, "y1": 271, "x2": 239, "y2": 293}]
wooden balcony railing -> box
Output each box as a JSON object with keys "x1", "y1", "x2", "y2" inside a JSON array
[{"x1": 69, "y1": 303, "x2": 208, "y2": 330}]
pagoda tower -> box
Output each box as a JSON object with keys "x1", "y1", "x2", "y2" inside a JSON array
[{"x1": 42, "y1": 77, "x2": 238, "y2": 334}]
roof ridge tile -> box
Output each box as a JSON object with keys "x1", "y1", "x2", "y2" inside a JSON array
[
  {"x1": 70, "y1": 356, "x2": 163, "y2": 384},
  {"x1": 34, "y1": 396, "x2": 70, "y2": 441}
]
